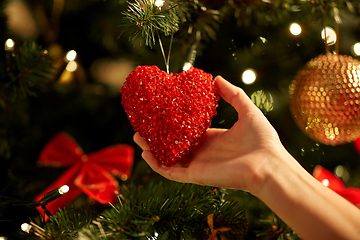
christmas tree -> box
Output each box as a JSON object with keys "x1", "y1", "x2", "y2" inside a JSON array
[{"x1": 1, "y1": 0, "x2": 360, "y2": 239}]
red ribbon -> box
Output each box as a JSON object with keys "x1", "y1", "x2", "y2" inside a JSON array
[
  {"x1": 34, "y1": 132, "x2": 134, "y2": 219},
  {"x1": 313, "y1": 165, "x2": 360, "y2": 208}
]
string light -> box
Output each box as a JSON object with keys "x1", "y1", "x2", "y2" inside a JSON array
[
  {"x1": 289, "y1": 23, "x2": 301, "y2": 36},
  {"x1": 4, "y1": 38, "x2": 15, "y2": 51},
  {"x1": 41, "y1": 185, "x2": 69, "y2": 205},
  {"x1": 21, "y1": 223, "x2": 32, "y2": 233},
  {"x1": 242, "y1": 69, "x2": 257, "y2": 85},
  {"x1": 321, "y1": 27, "x2": 337, "y2": 45},
  {"x1": 35, "y1": 185, "x2": 69, "y2": 218},
  {"x1": 21, "y1": 222, "x2": 47, "y2": 237},
  {"x1": 58, "y1": 185, "x2": 70, "y2": 195},
  {"x1": 65, "y1": 50, "x2": 77, "y2": 62}
]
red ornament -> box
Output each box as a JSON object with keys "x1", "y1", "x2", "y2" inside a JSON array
[
  {"x1": 34, "y1": 132, "x2": 134, "y2": 219},
  {"x1": 120, "y1": 65, "x2": 219, "y2": 166},
  {"x1": 313, "y1": 165, "x2": 360, "y2": 207}
]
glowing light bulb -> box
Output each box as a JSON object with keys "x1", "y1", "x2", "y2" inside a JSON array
[
  {"x1": 5, "y1": 38, "x2": 15, "y2": 51},
  {"x1": 353, "y1": 43, "x2": 360, "y2": 56},
  {"x1": 59, "y1": 185, "x2": 69, "y2": 195},
  {"x1": 21, "y1": 223, "x2": 32, "y2": 233},
  {"x1": 289, "y1": 23, "x2": 301, "y2": 36},
  {"x1": 183, "y1": 62, "x2": 192, "y2": 71},
  {"x1": 154, "y1": 0, "x2": 164, "y2": 7},
  {"x1": 242, "y1": 69, "x2": 256, "y2": 85},
  {"x1": 66, "y1": 61, "x2": 78, "y2": 72},
  {"x1": 66, "y1": 50, "x2": 77, "y2": 61},
  {"x1": 321, "y1": 27, "x2": 337, "y2": 45}
]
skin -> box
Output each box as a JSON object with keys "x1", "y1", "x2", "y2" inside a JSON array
[{"x1": 134, "y1": 76, "x2": 360, "y2": 240}]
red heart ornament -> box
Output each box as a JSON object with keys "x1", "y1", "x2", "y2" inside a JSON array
[{"x1": 120, "y1": 65, "x2": 219, "y2": 166}]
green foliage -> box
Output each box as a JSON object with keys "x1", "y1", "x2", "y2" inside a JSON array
[
  {"x1": 119, "y1": 0, "x2": 360, "y2": 49},
  {"x1": 29, "y1": 178, "x2": 248, "y2": 240},
  {"x1": 120, "y1": 0, "x2": 180, "y2": 47},
  {"x1": 175, "y1": 0, "x2": 222, "y2": 42},
  {"x1": 255, "y1": 214, "x2": 301, "y2": 240},
  {"x1": 251, "y1": 90, "x2": 274, "y2": 113},
  {"x1": 0, "y1": 41, "x2": 54, "y2": 106},
  {"x1": 0, "y1": 41, "x2": 55, "y2": 159},
  {"x1": 44, "y1": 207, "x2": 98, "y2": 239},
  {"x1": 224, "y1": 0, "x2": 360, "y2": 27},
  {"x1": 80, "y1": 180, "x2": 248, "y2": 240},
  {"x1": 24, "y1": 208, "x2": 98, "y2": 240}
]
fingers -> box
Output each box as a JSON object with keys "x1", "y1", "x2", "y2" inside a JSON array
[
  {"x1": 134, "y1": 132, "x2": 192, "y2": 182},
  {"x1": 133, "y1": 132, "x2": 150, "y2": 150},
  {"x1": 142, "y1": 150, "x2": 191, "y2": 183},
  {"x1": 214, "y1": 75, "x2": 257, "y2": 114},
  {"x1": 141, "y1": 150, "x2": 162, "y2": 171}
]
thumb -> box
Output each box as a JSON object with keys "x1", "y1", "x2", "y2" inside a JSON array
[{"x1": 215, "y1": 75, "x2": 257, "y2": 114}]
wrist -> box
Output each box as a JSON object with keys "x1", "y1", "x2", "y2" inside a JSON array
[
  {"x1": 250, "y1": 144, "x2": 298, "y2": 198},
  {"x1": 251, "y1": 145, "x2": 360, "y2": 240}
]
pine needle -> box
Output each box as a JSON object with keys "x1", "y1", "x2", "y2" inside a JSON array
[
  {"x1": 119, "y1": 0, "x2": 180, "y2": 48},
  {"x1": 32, "y1": 179, "x2": 248, "y2": 239},
  {"x1": 1, "y1": 41, "x2": 54, "y2": 105}
]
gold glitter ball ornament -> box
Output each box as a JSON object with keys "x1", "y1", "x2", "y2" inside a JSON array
[{"x1": 289, "y1": 54, "x2": 360, "y2": 145}]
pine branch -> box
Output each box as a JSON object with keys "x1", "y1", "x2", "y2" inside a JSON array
[
  {"x1": 45, "y1": 208, "x2": 98, "y2": 238},
  {"x1": 222, "y1": 0, "x2": 360, "y2": 27},
  {"x1": 175, "y1": 0, "x2": 222, "y2": 42},
  {"x1": 0, "y1": 41, "x2": 55, "y2": 159},
  {"x1": 119, "y1": 0, "x2": 180, "y2": 48},
  {"x1": 255, "y1": 214, "x2": 300, "y2": 240},
  {"x1": 29, "y1": 179, "x2": 248, "y2": 239},
  {"x1": 0, "y1": 41, "x2": 54, "y2": 106},
  {"x1": 23, "y1": 208, "x2": 98, "y2": 240},
  {"x1": 81, "y1": 181, "x2": 248, "y2": 239}
]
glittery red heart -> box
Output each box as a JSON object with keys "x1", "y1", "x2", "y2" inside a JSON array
[{"x1": 120, "y1": 65, "x2": 219, "y2": 166}]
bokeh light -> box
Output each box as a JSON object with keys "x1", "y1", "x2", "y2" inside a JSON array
[
  {"x1": 154, "y1": 0, "x2": 164, "y2": 7},
  {"x1": 242, "y1": 69, "x2": 257, "y2": 85},
  {"x1": 321, "y1": 27, "x2": 337, "y2": 45},
  {"x1": 353, "y1": 42, "x2": 360, "y2": 56},
  {"x1": 321, "y1": 179, "x2": 329, "y2": 187},
  {"x1": 66, "y1": 61, "x2": 78, "y2": 72},
  {"x1": 289, "y1": 23, "x2": 302, "y2": 36},
  {"x1": 183, "y1": 62, "x2": 192, "y2": 71},
  {"x1": 66, "y1": 50, "x2": 77, "y2": 62},
  {"x1": 4, "y1": 38, "x2": 15, "y2": 51}
]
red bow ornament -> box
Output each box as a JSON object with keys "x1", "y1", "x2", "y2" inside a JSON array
[
  {"x1": 353, "y1": 137, "x2": 360, "y2": 155},
  {"x1": 34, "y1": 132, "x2": 134, "y2": 218},
  {"x1": 313, "y1": 165, "x2": 360, "y2": 208}
]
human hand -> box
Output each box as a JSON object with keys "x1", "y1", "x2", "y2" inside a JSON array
[
  {"x1": 134, "y1": 76, "x2": 286, "y2": 195},
  {"x1": 136, "y1": 76, "x2": 360, "y2": 240}
]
